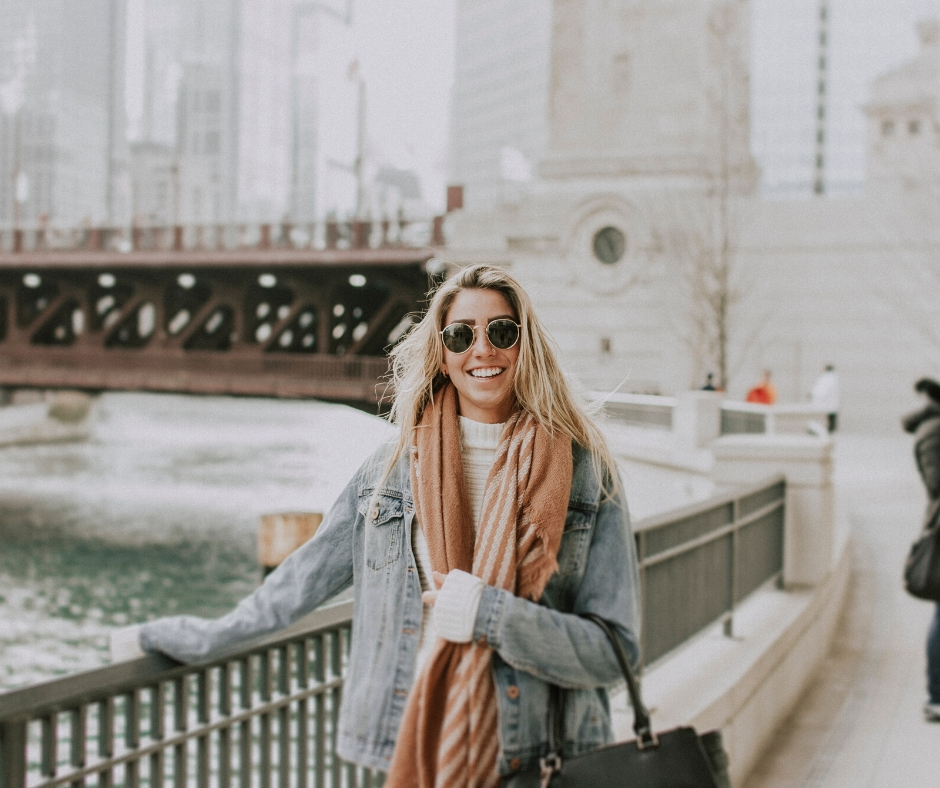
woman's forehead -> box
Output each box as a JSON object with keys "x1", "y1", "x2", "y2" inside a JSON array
[{"x1": 445, "y1": 288, "x2": 516, "y2": 322}]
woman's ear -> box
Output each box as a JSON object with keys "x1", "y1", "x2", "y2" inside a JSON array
[{"x1": 441, "y1": 365, "x2": 449, "y2": 378}]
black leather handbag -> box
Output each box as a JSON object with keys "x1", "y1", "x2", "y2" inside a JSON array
[
  {"x1": 503, "y1": 614, "x2": 729, "y2": 788},
  {"x1": 904, "y1": 501, "x2": 940, "y2": 601}
]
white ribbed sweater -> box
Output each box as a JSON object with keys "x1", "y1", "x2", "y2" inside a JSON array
[{"x1": 412, "y1": 417, "x2": 503, "y2": 672}]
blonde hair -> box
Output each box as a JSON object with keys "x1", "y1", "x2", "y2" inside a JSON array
[{"x1": 380, "y1": 264, "x2": 619, "y2": 498}]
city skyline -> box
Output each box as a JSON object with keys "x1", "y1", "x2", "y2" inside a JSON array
[{"x1": 3, "y1": 1, "x2": 940, "y2": 226}]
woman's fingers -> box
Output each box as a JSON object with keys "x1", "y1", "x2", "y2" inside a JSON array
[
  {"x1": 422, "y1": 590, "x2": 439, "y2": 606},
  {"x1": 432, "y1": 570, "x2": 447, "y2": 589}
]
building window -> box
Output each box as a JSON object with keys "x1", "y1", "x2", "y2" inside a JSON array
[
  {"x1": 882, "y1": 119, "x2": 895, "y2": 137},
  {"x1": 909, "y1": 119, "x2": 921, "y2": 135},
  {"x1": 592, "y1": 226, "x2": 626, "y2": 265}
]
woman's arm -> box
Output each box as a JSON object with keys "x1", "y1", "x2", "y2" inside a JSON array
[
  {"x1": 137, "y1": 467, "x2": 361, "y2": 663},
  {"x1": 469, "y1": 484, "x2": 642, "y2": 689}
]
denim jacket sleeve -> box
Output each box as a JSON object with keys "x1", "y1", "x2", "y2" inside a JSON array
[
  {"x1": 471, "y1": 478, "x2": 641, "y2": 689},
  {"x1": 139, "y1": 461, "x2": 362, "y2": 662}
]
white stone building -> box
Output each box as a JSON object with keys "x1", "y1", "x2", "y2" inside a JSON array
[{"x1": 446, "y1": 1, "x2": 940, "y2": 432}]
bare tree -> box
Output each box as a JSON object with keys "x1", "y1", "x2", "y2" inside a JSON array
[{"x1": 651, "y1": 0, "x2": 758, "y2": 391}]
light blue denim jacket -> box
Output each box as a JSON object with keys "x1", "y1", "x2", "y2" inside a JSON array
[{"x1": 140, "y1": 440, "x2": 641, "y2": 777}]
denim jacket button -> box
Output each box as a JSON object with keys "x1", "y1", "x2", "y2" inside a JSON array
[
  {"x1": 370, "y1": 507, "x2": 379, "y2": 521},
  {"x1": 506, "y1": 685, "x2": 520, "y2": 700}
]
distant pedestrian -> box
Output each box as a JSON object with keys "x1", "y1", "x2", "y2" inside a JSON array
[
  {"x1": 701, "y1": 372, "x2": 717, "y2": 391},
  {"x1": 811, "y1": 364, "x2": 840, "y2": 432},
  {"x1": 901, "y1": 377, "x2": 940, "y2": 722},
  {"x1": 746, "y1": 369, "x2": 777, "y2": 405}
]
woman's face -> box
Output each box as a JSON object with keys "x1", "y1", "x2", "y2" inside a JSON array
[{"x1": 440, "y1": 288, "x2": 520, "y2": 424}]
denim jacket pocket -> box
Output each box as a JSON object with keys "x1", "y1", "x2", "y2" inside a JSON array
[
  {"x1": 556, "y1": 508, "x2": 593, "y2": 577},
  {"x1": 357, "y1": 492, "x2": 404, "y2": 570}
]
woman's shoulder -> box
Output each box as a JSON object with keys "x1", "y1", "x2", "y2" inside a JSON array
[{"x1": 356, "y1": 437, "x2": 412, "y2": 496}]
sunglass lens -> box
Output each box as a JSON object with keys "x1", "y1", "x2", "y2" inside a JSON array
[
  {"x1": 442, "y1": 324, "x2": 475, "y2": 353},
  {"x1": 487, "y1": 320, "x2": 519, "y2": 350}
]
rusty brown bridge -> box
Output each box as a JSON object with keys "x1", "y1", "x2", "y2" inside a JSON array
[{"x1": 0, "y1": 219, "x2": 445, "y2": 409}]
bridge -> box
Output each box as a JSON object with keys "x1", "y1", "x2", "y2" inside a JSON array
[{"x1": 0, "y1": 219, "x2": 445, "y2": 407}]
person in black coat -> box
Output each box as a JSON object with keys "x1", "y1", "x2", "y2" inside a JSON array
[{"x1": 902, "y1": 377, "x2": 940, "y2": 721}]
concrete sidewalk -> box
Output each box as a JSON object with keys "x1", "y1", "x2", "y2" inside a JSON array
[{"x1": 745, "y1": 434, "x2": 939, "y2": 788}]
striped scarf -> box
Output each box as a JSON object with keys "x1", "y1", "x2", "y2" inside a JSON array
[{"x1": 385, "y1": 383, "x2": 573, "y2": 788}]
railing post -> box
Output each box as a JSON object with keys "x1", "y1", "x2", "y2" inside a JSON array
[
  {"x1": 673, "y1": 391, "x2": 722, "y2": 449},
  {"x1": 1, "y1": 719, "x2": 28, "y2": 788},
  {"x1": 712, "y1": 434, "x2": 835, "y2": 588}
]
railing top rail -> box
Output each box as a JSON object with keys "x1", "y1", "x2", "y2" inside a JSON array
[
  {"x1": 720, "y1": 401, "x2": 772, "y2": 414},
  {"x1": 589, "y1": 391, "x2": 678, "y2": 408},
  {"x1": 632, "y1": 473, "x2": 786, "y2": 534},
  {"x1": 0, "y1": 247, "x2": 438, "y2": 269},
  {"x1": 0, "y1": 600, "x2": 353, "y2": 724}
]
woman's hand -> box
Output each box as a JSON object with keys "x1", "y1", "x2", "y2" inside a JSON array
[{"x1": 421, "y1": 571, "x2": 447, "y2": 606}]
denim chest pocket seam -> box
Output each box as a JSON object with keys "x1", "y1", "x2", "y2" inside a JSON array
[
  {"x1": 557, "y1": 509, "x2": 593, "y2": 576},
  {"x1": 357, "y1": 493, "x2": 405, "y2": 570}
]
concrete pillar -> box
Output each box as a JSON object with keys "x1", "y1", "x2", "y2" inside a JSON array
[
  {"x1": 673, "y1": 390, "x2": 723, "y2": 449},
  {"x1": 711, "y1": 435, "x2": 834, "y2": 588}
]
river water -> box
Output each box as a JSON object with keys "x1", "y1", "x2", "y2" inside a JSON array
[{"x1": 0, "y1": 392, "x2": 711, "y2": 692}]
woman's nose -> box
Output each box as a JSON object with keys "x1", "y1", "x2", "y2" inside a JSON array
[{"x1": 471, "y1": 326, "x2": 495, "y2": 354}]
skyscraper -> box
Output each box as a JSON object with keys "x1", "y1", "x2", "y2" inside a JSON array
[
  {"x1": 130, "y1": 0, "x2": 240, "y2": 224},
  {"x1": 0, "y1": 0, "x2": 126, "y2": 226},
  {"x1": 449, "y1": 0, "x2": 553, "y2": 211}
]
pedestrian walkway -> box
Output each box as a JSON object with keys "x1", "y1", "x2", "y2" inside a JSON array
[{"x1": 745, "y1": 434, "x2": 939, "y2": 787}]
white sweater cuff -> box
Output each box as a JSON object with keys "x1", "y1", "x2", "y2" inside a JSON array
[
  {"x1": 435, "y1": 570, "x2": 485, "y2": 643},
  {"x1": 110, "y1": 624, "x2": 146, "y2": 662}
]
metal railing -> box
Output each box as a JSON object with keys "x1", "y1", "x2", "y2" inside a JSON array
[
  {"x1": 0, "y1": 602, "x2": 384, "y2": 788},
  {"x1": 633, "y1": 476, "x2": 786, "y2": 666},
  {"x1": 1, "y1": 477, "x2": 786, "y2": 788},
  {"x1": 599, "y1": 393, "x2": 676, "y2": 431},
  {"x1": 0, "y1": 218, "x2": 444, "y2": 256},
  {"x1": 719, "y1": 404, "x2": 766, "y2": 435},
  {"x1": 596, "y1": 391, "x2": 829, "y2": 438}
]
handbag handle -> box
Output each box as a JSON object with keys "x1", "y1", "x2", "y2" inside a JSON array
[
  {"x1": 546, "y1": 614, "x2": 654, "y2": 759},
  {"x1": 580, "y1": 614, "x2": 654, "y2": 746}
]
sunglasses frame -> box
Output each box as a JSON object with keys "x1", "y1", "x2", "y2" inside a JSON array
[{"x1": 439, "y1": 318, "x2": 522, "y2": 355}]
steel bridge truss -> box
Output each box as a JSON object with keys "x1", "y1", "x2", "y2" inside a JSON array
[{"x1": 0, "y1": 251, "x2": 438, "y2": 407}]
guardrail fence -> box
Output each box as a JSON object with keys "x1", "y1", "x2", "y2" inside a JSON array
[
  {"x1": 1, "y1": 477, "x2": 786, "y2": 788},
  {"x1": 0, "y1": 603, "x2": 383, "y2": 788},
  {"x1": 634, "y1": 477, "x2": 786, "y2": 666},
  {"x1": 601, "y1": 394, "x2": 675, "y2": 431}
]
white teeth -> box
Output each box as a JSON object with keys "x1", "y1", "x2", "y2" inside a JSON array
[{"x1": 470, "y1": 368, "x2": 502, "y2": 378}]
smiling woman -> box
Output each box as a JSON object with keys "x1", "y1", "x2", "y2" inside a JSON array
[{"x1": 131, "y1": 265, "x2": 641, "y2": 787}]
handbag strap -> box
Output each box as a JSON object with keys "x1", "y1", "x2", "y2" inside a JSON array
[
  {"x1": 580, "y1": 613, "x2": 654, "y2": 745},
  {"x1": 545, "y1": 614, "x2": 653, "y2": 760}
]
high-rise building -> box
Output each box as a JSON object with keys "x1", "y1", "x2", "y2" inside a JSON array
[
  {"x1": 130, "y1": 0, "x2": 240, "y2": 224},
  {"x1": 0, "y1": 0, "x2": 126, "y2": 226},
  {"x1": 448, "y1": 0, "x2": 553, "y2": 211}
]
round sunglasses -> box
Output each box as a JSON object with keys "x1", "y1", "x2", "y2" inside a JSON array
[{"x1": 440, "y1": 319, "x2": 521, "y2": 354}]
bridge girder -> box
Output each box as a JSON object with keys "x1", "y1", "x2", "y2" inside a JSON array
[{"x1": 0, "y1": 252, "x2": 440, "y2": 408}]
